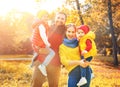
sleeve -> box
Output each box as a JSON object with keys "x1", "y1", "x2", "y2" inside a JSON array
[
  {"x1": 59, "y1": 45, "x2": 70, "y2": 66},
  {"x1": 85, "y1": 39, "x2": 92, "y2": 52},
  {"x1": 39, "y1": 24, "x2": 50, "y2": 47},
  {"x1": 32, "y1": 44, "x2": 39, "y2": 53}
]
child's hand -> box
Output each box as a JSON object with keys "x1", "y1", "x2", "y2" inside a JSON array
[
  {"x1": 80, "y1": 59, "x2": 84, "y2": 63},
  {"x1": 80, "y1": 60, "x2": 89, "y2": 68},
  {"x1": 81, "y1": 50, "x2": 88, "y2": 55}
]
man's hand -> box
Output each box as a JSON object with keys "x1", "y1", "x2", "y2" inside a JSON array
[{"x1": 39, "y1": 48, "x2": 50, "y2": 54}]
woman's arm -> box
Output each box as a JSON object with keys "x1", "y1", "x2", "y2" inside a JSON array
[{"x1": 69, "y1": 60, "x2": 90, "y2": 68}]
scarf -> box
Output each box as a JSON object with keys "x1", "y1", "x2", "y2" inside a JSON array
[{"x1": 63, "y1": 38, "x2": 78, "y2": 48}]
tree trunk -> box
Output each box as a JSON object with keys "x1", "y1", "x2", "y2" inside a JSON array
[
  {"x1": 108, "y1": 0, "x2": 118, "y2": 66},
  {"x1": 75, "y1": 0, "x2": 84, "y2": 25}
]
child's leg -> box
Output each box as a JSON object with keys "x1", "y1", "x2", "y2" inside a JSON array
[
  {"x1": 80, "y1": 56, "x2": 87, "y2": 77},
  {"x1": 38, "y1": 48, "x2": 55, "y2": 76},
  {"x1": 77, "y1": 56, "x2": 87, "y2": 86},
  {"x1": 80, "y1": 67, "x2": 87, "y2": 77},
  {"x1": 30, "y1": 52, "x2": 39, "y2": 67},
  {"x1": 85, "y1": 56, "x2": 95, "y2": 79},
  {"x1": 42, "y1": 48, "x2": 55, "y2": 66},
  {"x1": 77, "y1": 67, "x2": 87, "y2": 86}
]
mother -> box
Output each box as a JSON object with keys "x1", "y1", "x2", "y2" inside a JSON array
[{"x1": 59, "y1": 24, "x2": 92, "y2": 87}]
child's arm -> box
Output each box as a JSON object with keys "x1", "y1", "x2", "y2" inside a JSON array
[
  {"x1": 81, "y1": 39, "x2": 92, "y2": 55},
  {"x1": 39, "y1": 24, "x2": 50, "y2": 47}
]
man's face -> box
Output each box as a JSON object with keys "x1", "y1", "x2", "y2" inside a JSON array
[{"x1": 55, "y1": 13, "x2": 66, "y2": 26}]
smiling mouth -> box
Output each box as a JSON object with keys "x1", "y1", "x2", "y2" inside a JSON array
[{"x1": 68, "y1": 35, "x2": 74, "y2": 38}]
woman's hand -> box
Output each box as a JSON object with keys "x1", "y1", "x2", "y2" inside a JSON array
[
  {"x1": 69, "y1": 60, "x2": 90, "y2": 67},
  {"x1": 79, "y1": 60, "x2": 90, "y2": 68}
]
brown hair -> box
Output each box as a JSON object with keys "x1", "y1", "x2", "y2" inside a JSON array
[
  {"x1": 56, "y1": 12, "x2": 67, "y2": 21},
  {"x1": 66, "y1": 23, "x2": 76, "y2": 31}
]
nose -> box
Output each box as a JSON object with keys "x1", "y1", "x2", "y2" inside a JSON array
[{"x1": 69, "y1": 32, "x2": 74, "y2": 36}]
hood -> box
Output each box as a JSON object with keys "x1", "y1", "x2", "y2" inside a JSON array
[{"x1": 84, "y1": 31, "x2": 95, "y2": 40}]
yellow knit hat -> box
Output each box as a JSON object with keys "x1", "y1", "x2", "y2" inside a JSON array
[{"x1": 37, "y1": 10, "x2": 49, "y2": 19}]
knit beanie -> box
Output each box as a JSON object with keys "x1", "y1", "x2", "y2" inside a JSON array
[
  {"x1": 37, "y1": 10, "x2": 49, "y2": 19},
  {"x1": 77, "y1": 25, "x2": 90, "y2": 34}
]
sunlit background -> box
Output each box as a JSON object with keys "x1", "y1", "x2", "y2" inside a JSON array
[
  {"x1": 0, "y1": 0, "x2": 119, "y2": 55},
  {"x1": 0, "y1": 1, "x2": 120, "y2": 86},
  {"x1": 0, "y1": 0, "x2": 85, "y2": 16},
  {"x1": 0, "y1": 0, "x2": 66, "y2": 16}
]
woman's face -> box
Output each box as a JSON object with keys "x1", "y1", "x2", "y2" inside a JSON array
[{"x1": 66, "y1": 26, "x2": 76, "y2": 40}]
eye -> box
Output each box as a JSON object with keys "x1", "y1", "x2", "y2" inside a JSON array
[
  {"x1": 68, "y1": 31, "x2": 71, "y2": 33},
  {"x1": 57, "y1": 17, "x2": 60, "y2": 19},
  {"x1": 61, "y1": 18, "x2": 65, "y2": 20},
  {"x1": 72, "y1": 31, "x2": 75, "y2": 33}
]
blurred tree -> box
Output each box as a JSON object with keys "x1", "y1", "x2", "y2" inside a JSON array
[
  {"x1": 0, "y1": 0, "x2": 120, "y2": 55},
  {"x1": 108, "y1": 0, "x2": 118, "y2": 66},
  {"x1": 0, "y1": 17, "x2": 15, "y2": 54},
  {"x1": 0, "y1": 10, "x2": 34, "y2": 54},
  {"x1": 75, "y1": 0, "x2": 84, "y2": 24},
  {"x1": 83, "y1": 0, "x2": 120, "y2": 53}
]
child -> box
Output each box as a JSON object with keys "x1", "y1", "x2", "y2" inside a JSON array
[
  {"x1": 30, "y1": 10, "x2": 55, "y2": 76},
  {"x1": 76, "y1": 25, "x2": 97, "y2": 86}
]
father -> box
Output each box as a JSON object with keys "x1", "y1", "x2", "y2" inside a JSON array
[{"x1": 31, "y1": 12, "x2": 67, "y2": 87}]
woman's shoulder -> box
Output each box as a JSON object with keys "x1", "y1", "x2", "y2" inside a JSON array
[{"x1": 59, "y1": 43, "x2": 65, "y2": 48}]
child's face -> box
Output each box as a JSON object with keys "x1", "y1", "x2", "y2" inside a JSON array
[
  {"x1": 66, "y1": 26, "x2": 76, "y2": 40},
  {"x1": 42, "y1": 14, "x2": 49, "y2": 22},
  {"x1": 76, "y1": 29, "x2": 85, "y2": 40}
]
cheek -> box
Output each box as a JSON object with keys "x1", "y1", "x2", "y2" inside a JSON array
[
  {"x1": 66, "y1": 32, "x2": 69, "y2": 37},
  {"x1": 77, "y1": 34, "x2": 81, "y2": 37},
  {"x1": 73, "y1": 33, "x2": 76, "y2": 37},
  {"x1": 82, "y1": 33, "x2": 85, "y2": 36}
]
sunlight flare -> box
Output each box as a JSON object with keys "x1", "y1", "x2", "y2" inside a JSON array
[{"x1": 0, "y1": 0, "x2": 65, "y2": 16}]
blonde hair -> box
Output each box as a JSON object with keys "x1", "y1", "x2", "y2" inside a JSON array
[{"x1": 36, "y1": 10, "x2": 49, "y2": 19}]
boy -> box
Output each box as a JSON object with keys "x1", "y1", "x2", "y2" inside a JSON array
[{"x1": 76, "y1": 25, "x2": 97, "y2": 86}]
